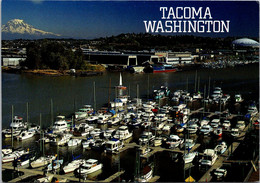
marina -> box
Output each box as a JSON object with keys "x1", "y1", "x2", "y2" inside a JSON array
[{"x1": 2, "y1": 64, "x2": 259, "y2": 182}]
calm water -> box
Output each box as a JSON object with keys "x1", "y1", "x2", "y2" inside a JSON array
[{"x1": 2, "y1": 64, "x2": 259, "y2": 182}]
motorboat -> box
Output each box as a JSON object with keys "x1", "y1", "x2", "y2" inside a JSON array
[
  {"x1": 68, "y1": 138, "x2": 82, "y2": 147},
  {"x1": 76, "y1": 159, "x2": 103, "y2": 175},
  {"x1": 2, "y1": 149, "x2": 29, "y2": 163},
  {"x1": 10, "y1": 116, "x2": 27, "y2": 129},
  {"x1": 47, "y1": 159, "x2": 64, "y2": 172},
  {"x1": 183, "y1": 152, "x2": 198, "y2": 164},
  {"x1": 199, "y1": 149, "x2": 218, "y2": 166},
  {"x1": 113, "y1": 126, "x2": 132, "y2": 140},
  {"x1": 14, "y1": 153, "x2": 36, "y2": 168},
  {"x1": 63, "y1": 159, "x2": 86, "y2": 174},
  {"x1": 82, "y1": 137, "x2": 96, "y2": 149},
  {"x1": 162, "y1": 125, "x2": 171, "y2": 132},
  {"x1": 18, "y1": 130, "x2": 35, "y2": 140},
  {"x1": 135, "y1": 164, "x2": 153, "y2": 182},
  {"x1": 213, "y1": 168, "x2": 227, "y2": 180},
  {"x1": 235, "y1": 94, "x2": 243, "y2": 103},
  {"x1": 231, "y1": 128, "x2": 240, "y2": 137},
  {"x1": 176, "y1": 123, "x2": 186, "y2": 133},
  {"x1": 200, "y1": 125, "x2": 213, "y2": 135},
  {"x1": 91, "y1": 139, "x2": 106, "y2": 151},
  {"x1": 107, "y1": 117, "x2": 121, "y2": 125},
  {"x1": 102, "y1": 128, "x2": 115, "y2": 139},
  {"x1": 90, "y1": 128, "x2": 102, "y2": 137},
  {"x1": 222, "y1": 120, "x2": 231, "y2": 130},
  {"x1": 214, "y1": 142, "x2": 227, "y2": 154},
  {"x1": 200, "y1": 118, "x2": 210, "y2": 126},
  {"x1": 30, "y1": 155, "x2": 56, "y2": 168},
  {"x1": 139, "y1": 132, "x2": 155, "y2": 145},
  {"x1": 184, "y1": 139, "x2": 195, "y2": 150},
  {"x1": 2, "y1": 148, "x2": 12, "y2": 157},
  {"x1": 35, "y1": 175, "x2": 54, "y2": 183},
  {"x1": 2, "y1": 129, "x2": 22, "y2": 138},
  {"x1": 86, "y1": 116, "x2": 99, "y2": 124},
  {"x1": 139, "y1": 147, "x2": 152, "y2": 157},
  {"x1": 75, "y1": 105, "x2": 93, "y2": 120},
  {"x1": 166, "y1": 135, "x2": 184, "y2": 148},
  {"x1": 213, "y1": 128, "x2": 222, "y2": 137},
  {"x1": 52, "y1": 116, "x2": 69, "y2": 133},
  {"x1": 50, "y1": 133, "x2": 72, "y2": 146},
  {"x1": 153, "y1": 137, "x2": 162, "y2": 147},
  {"x1": 210, "y1": 119, "x2": 220, "y2": 128},
  {"x1": 104, "y1": 139, "x2": 124, "y2": 153},
  {"x1": 186, "y1": 124, "x2": 198, "y2": 134},
  {"x1": 236, "y1": 121, "x2": 245, "y2": 130}
]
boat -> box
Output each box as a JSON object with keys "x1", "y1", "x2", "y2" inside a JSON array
[
  {"x1": 104, "y1": 139, "x2": 124, "y2": 153},
  {"x1": 91, "y1": 139, "x2": 106, "y2": 151},
  {"x1": 222, "y1": 120, "x2": 231, "y2": 130},
  {"x1": 200, "y1": 125, "x2": 213, "y2": 135},
  {"x1": 10, "y1": 116, "x2": 27, "y2": 129},
  {"x1": 82, "y1": 137, "x2": 96, "y2": 149},
  {"x1": 35, "y1": 175, "x2": 54, "y2": 183},
  {"x1": 231, "y1": 128, "x2": 240, "y2": 137},
  {"x1": 75, "y1": 105, "x2": 93, "y2": 120},
  {"x1": 76, "y1": 159, "x2": 103, "y2": 175},
  {"x1": 213, "y1": 168, "x2": 227, "y2": 180},
  {"x1": 2, "y1": 148, "x2": 12, "y2": 157},
  {"x1": 18, "y1": 130, "x2": 35, "y2": 140},
  {"x1": 184, "y1": 139, "x2": 195, "y2": 150},
  {"x1": 14, "y1": 153, "x2": 36, "y2": 168},
  {"x1": 107, "y1": 117, "x2": 121, "y2": 125},
  {"x1": 30, "y1": 155, "x2": 56, "y2": 168},
  {"x1": 135, "y1": 164, "x2": 153, "y2": 182},
  {"x1": 2, "y1": 129, "x2": 22, "y2": 138},
  {"x1": 115, "y1": 73, "x2": 127, "y2": 90},
  {"x1": 183, "y1": 152, "x2": 198, "y2": 164},
  {"x1": 214, "y1": 142, "x2": 227, "y2": 154},
  {"x1": 90, "y1": 128, "x2": 102, "y2": 137},
  {"x1": 153, "y1": 137, "x2": 162, "y2": 147},
  {"x1": 138, "y1": 132, "x2": 155, "y2": 145},
  {"x1": 236, "y1": 120, "x2": 246, "y2": 130},
  {"x1": 113, "y1": 126, "x2": 133, "y2": 140},
  {"x1": 139, "y1": 146, "x2": 152, "y2": 157},
  {"x1": 52, "y1": 116, "x2": 69, "y2": 133},
  {"x1": 47, "y1": 159, "x2": 64, "y2": 172},
  {"x1": 166, "y1": 135, "x2": 184, "y2": 148},
  {"x1": 2, "y1": 149, "x2": 29, "y2": 163},
  {"x1": 68, "y1": 138, "x2": 82, "y2": 147},
  {"x1": 86, "y1": 116, "x2": 99, "y2": 124},
  {"x1": 153, "y1": 64, "x2": 177, "y2": 73},
  {"x1": 51, "y1": 133, "x2": 72, "y2": 146},
  {"x1": 213, "y1": 128, "x2": 223, "y2": 137},
  {"x1": 63, "y1": 159, "x2": 86, "y2": 174},
  {"x1": 186, "y1": 124, "x2": 198, "y2": 134},
  {"x1": 235, "y1": 94, "x2": 243, "y2": 103},
  {"x1": 210, "y1": 119, "x2": 221, "y2": 128},
  {"x1": 199, "y1": 149, "x2": 218, "y2": 166},
  {"x1": 102, "y1": 128, "x2": 115, "y2": 139}
]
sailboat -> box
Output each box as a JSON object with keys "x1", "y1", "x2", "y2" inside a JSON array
[{"x1": 116, "y1": 73, "x2": 127, "y2": 90}]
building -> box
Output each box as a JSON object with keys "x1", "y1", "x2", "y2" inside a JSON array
[
  {"x1": 2, "y1": 57, "x2": 26, "y2": 67},
  {"x1": 155, "y1": 52, "x2": 194, "y2": 65}
]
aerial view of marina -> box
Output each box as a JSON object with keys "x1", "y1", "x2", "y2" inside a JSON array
[{"x1": 1, "y1": 1, "x2": 259, "y2": 182}]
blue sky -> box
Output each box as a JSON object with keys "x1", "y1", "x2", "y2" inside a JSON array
[{"x1": 2, "y1": 1, "x2": 259, "y2": 38}]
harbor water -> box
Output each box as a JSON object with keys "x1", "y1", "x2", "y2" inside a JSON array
[{"x1": 2, "y1": 64, "x2": 259, "y2": 182}]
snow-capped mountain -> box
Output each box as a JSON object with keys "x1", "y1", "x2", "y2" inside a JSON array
[{"x1": 2, "y1": 19, "x2": 61, "y2": 39}]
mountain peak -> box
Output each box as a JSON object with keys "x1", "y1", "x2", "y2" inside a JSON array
[{"x1": 2, "y1": 19, "x2": 61, "y2": 39}]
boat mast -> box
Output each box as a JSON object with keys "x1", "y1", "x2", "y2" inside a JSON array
[
  {"x1": 51, "y1": 98, "x2": 54, "y2": 126},
  {"x1": 194, "y1": 70, "x2": 197, "y2": 93},
  {"x1": 11, "y1": 105, "x2": 14, "y2": 149},
  {"x1": 26, "y1": 102, "x2": 29, "y2": 124},
  {"x1": 108, "y1": 78, "x2": 111, "y2": 110},
  {"x1": 93, "y1": 81, "x2": 96, "y2": 112}
]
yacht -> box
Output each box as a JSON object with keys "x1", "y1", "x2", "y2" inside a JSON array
[
  {"x1": 68, "y1": 138, "x2": 82, "y2": 147},
  {"x1": 76, "y1": 159, "x2": 103, "y2": 175},
  {"x1": 184, "y1": 139, "x2": 195, "y2": 150},
  {"x1": 52, "y1": 116, "x2": 68, "y2": 133},
  {"x1": 104, "y1": 139, "x2": 124, "y2": 153},
  {"x1": 213, "y1": 128, "x2": 222, "y2": 137},
  {"x1": 199, "y1": 149, "x2": 218, "y2": 166},
  {"x1": 63, "y1": 159, "x2": 86, "y2": 174},
  {"x1": 222, "y1": 120, "x2": 231, "y2": 130},
  {"x1": 10, "y1": 116, "x2": 27, "y2": 129},
  {"x1": 47, "y1": 159, "x2": 64, "y2": 172},
  {"x1": 186, "y1": 124, "x2": 198, "y2": 134},
  {"x1": 50, "y1": 133, "x2": 72, "y2": 146},
  {"x1": 210, "y1": 119, "x2": 221, "y2": 128},
  {"x1": 2, "y1": 149, "x2": 29, "y2": 163},
  {"x1": 200, "y1": 125, "x2": 213, "y2": 135},
  {"x1": 214, "y1": 142, "x2": 227, "y2": 154},
  {"x1": 82, "y1": 137, "x2": 96, "y2": 149},
  {"x1": 18, "y1": 130, "x2": 35, "y2": 140},
  {"x1": 135, "y1": 164, "x2": 153, "y2": 182},
  {"x1": 231, "y1": 128, "x2": 240, "y2": 137},
  {"x1": 113, "y1": 126, "x2": 132, "y2": 140},
  {"x1": 15, "y1": 153, "x2": 36, "y2": 168},
  {"x1": 138, "y1": 132, "x2": 155, "y2": 145},
  {"x1": 236, "y1": 121, "x2": 246, "y2": 130},
  {"x1": 166, "y1": 135, "x2": 184, "y2": 148},
  {"x1": 30, "y1": 155, "x2": 56, "y2": 168},
  {"x1": 183, "y1": 152, "x2": 198, "y2": 164}
]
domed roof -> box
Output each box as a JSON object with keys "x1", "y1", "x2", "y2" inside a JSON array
[{"x1": 232, "y1": 38, "x2": 259, "y2": 47}]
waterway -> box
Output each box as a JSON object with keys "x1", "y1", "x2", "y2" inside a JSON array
[{"x1": 2, "y1": 64, "x2": 259, "y2": 182}]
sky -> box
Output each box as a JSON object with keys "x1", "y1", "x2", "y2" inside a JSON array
[{"x1": 2, "y1": 0, "x2": 259, "y2": 39}]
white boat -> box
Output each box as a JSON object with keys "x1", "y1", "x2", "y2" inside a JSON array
[
  {"x1": 138, "y1": 132, "x2": 155, "y2": 145},
  {"x1": 200, "y1": 125, "x2": 213, "y2": 135},
  {"x1": 162, "y1": 125, "x2": 171, "y2": 132},
  {"x1": 166, "y1": 135, "x2": 184, "y2": 148},
  {"x1": 184, "y1": 139, "x2": 195, "y2": 150},
  {"x1": 153, "y1": 137, "x2": 162, "y2": 147},
  {"x1": 222, "y1": 120, "x2": 231, "y2": 130},
  {"x1": 35, "y1": 175, "x2": 54, "y2": 183},
  {"x1": 235, "y1": 94, "x2": 243, "y2": 103},
  {"x1": 77, "y1": 159, "x2": 103, "y2": 175},
  {"x1": 213, "y1": 128, "x2": 222, "y2": 137},
  {"x1": 231, "y1": 128, "x2": 240, "y2": 137},
  {"x1": 51, "y1": 133, "x2": 72, "y2": 146},
  {"x1": 2, "y1": 129, "x2": 21, "y2": 138},
  {"x1": 113, "y1": 126, "x2": 132, "y2": 140},
  {"x1": 183, "y1": 152, "x2": 198, "y2": 164},
  {"x1": 107, "y1": 117, "x2": 121, "y2": 125},
  {"x1": 2, "y1": 148, "x2": 12, "y2": 157},
  {"x1": 139, "y1": 147, "x2": 152, "y2": 157},
  {"x1": 30, "y1": 155, "x2": 56, "y2": 168},
  {"x1": 104, "y1": 139, "x2": 124, "y2": 153},
  {"x1": 75, "y1": 106, "x2": 93, "y2": 120},
  {"x1": 2, "y1": 150, "x2": 29, "y2": 163},
  {"x1": 236, "y1": 121, "x2": 245, "y2": 130},
  {"x1": 18, "y1": 130, "x2": 35, "y2": 140},
  {"x1": 200, "y1": 118, "x2": 210, "y2": 126},
  {"x1": 186, "y1": 124, "x2": 198, "y2": 134},
  {"x1": 199, "y1": 149, "x2": 218, "y2": 166},
  {"x1": 214, "y1": 142, "x2": 227, "y2": 154},
  {"x1": 213, "y1": 168, "x2": 227, "y2": 180},
  {"x1": 82, "y1": 137, "x2": 96, "y2": 149},
  {"x1": 52, "y1": 116, "x2": 69, "y2": 133},
  {"x1": 63, "y1": 159, "x2": 86, "y2": 174},
  {"x1": 90, "y1": 128, "x2": 102, "y2": 137},
  {"x1": 86, "y1": 116, "x2": 98, "y2": 123},
  {"x1": 210, "y1": 119, "x2": 220, "y2": 128},
  {"x1": 47, "y1": 159, "x2": 63, "y2": 171},
  {"x1": 68, "y1": 138, "x2": 82, "y2": 147},
  {"x1": 10, "y1": 116, "x2": 27, "y2": 129},
  {"x1": 97, "y1": 115, "x2": 110, "y2": 124},
  {"x1": 136, "y1": 165, "x2": 153, "y2": 182},
  {"x1": 103, "y1": 128, "x2": 115, "y2": 139}
]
